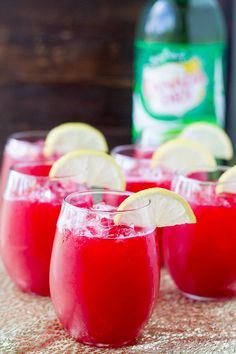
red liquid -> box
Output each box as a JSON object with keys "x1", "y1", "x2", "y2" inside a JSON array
[
  {"x1": 163, "y1": 192, "x2": 236, "y2": 300},
  {"x1": 126, "y1": 179, "x2": 171, "y2": 193},
  {"x1": 133, "y1": 148, "x2": 154, "y2": 159},
  {"x1": 0, "y1": 164, "x2": 78, "y2": 296},
  {"x1": 114, "y1": 146, "x2": 172, "y2": 193},
  {"x1": 50, "y1": 222, "x2": 160, "y2": 347}
]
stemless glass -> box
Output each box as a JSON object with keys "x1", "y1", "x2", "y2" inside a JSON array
[
  {"x1": 0, "y1": 131, "x2": 51, "y2": 196},
  {"x1": 111, "y1": 144, "x2": 174, "y2": 267},
  {"x1": 111, "y1": 144, "x2": 173, "y2": 192},
  {"x1": 0, "y1": 161, "x2": 85, "y2": 296},
  {"x1": 163, "y1": 167, "x2": 236, "y2": 301},
  {"x1": 50, "y1": 190, "x2": 160, "y2": 348}
]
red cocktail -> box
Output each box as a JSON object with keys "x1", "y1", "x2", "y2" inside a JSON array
[
  {"x1": 111, "y1": 144, "x2": 173, "y2": 265},
  {"x1": 1, "y1": 131, "x2": 50, "y2": 196},
  {"x1": 111, "y1": 145, "x2": 172, "y2": 193},
  {"x1": 163, "y1": 169, "x2": 236, "y2": 300},
  {"x1": 50, "y1": 191, "x2": 160, "y2": 347},
  {"x1": 0, "y1": 162, "x2": 83, "y2": 296}
]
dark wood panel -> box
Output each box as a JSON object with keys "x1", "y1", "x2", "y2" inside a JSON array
[
  {"x1": 0, "y1": 83, "x2": 132, "y2": 152},
  {"x1": 0, "y1": 0, "x2": 142, "y2": 86}
]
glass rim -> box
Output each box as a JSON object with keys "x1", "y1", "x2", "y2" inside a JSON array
[
  {"x1": 111, "y1": 144, "x2": 156, "y2": 162},
  {"x1": 175, "y1": 165, "x2": 236, "y2": 187},
  {"x1": 111, "y1": 144, "x2": 174, "y2": 176},
  {"x1": 8, "y1": 161, "x2": 83, "y2": 182},
  {"x1": 63, "y1": 189, "x2": 152, "y2": 215},
  {"x1": 7, "y1": 130, "x2": 48, "y2": 141}
]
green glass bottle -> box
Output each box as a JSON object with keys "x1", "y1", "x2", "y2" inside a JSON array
[{"x1": 133, "y1": 0, "x2": 226, "y2": 145}]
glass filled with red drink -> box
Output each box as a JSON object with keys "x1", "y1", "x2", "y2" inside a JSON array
[
  {"x1": 0, "y1": 161, "x2": 85, "y2": 296},
  {"x1": 111, "y1": 144, "x2": 174, "y2": 266},
  {"x1": 111, "y1": 144, "x2": 173, "y2": 192},
  {"x1": 0, "y1": 131, "x2": 52, "y2": 196},
  {"x1": 163, "y1": 167, "x2": 236, "y2": 300},
  {"x1": 50, "y1": 190, "x2": 160, "y2": 348}
]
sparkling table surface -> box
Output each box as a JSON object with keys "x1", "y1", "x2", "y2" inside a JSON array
[{"x1": 0, "y1": 259, "x2": 236, "y2": 354}]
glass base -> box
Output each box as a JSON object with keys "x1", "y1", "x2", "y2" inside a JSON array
[
  {"x1": 16, "y1": 283, "x2": 50, "y2": 297},
  {"x1": 181, "y1": 291, "x2": 234, "y2": 302},
  {"x1": 78, "y1": 338, "x2": 136, "y2": 348}
]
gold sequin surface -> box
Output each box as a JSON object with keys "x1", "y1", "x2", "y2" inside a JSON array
[{"x1": 0, "y1": 259, "x2": 236, "y2": 354}]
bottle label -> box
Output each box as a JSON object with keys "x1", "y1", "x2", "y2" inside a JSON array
[{"x1": 133, "y1": 40, "x2": 225, "y2": 143}]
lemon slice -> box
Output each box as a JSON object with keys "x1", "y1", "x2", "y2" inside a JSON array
[
  {"x1": 216, "y1": 166, "x2": 236, "y2": 194},
  {"x1": 49, "y1": 150, "x2": 125, "y2": 190},
  {"x1": 179, "y1": 123, "x2": 233, "y2": 160},
  {"x1": 115, "y1": 188, "x2": 196, "y2": 227},
  {"x1": 44, "y1": 123, "x2": 108, "y2": 157},
  {"x1": 152, "y1": 139, "x2": 216, "y2": 174}
]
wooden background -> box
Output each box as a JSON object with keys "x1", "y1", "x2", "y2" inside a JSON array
[{"x1": 0, "y1": 0, "x2": 233, "y2": 153}]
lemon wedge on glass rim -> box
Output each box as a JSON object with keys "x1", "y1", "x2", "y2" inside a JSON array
[
  {"x1": 44, "y1": 122, "x2": 108, "y2": 157},
  {"x1": 216, "y1": 166, "x2": 236, "y2": 194},
  {"x1": 49, "y1": 150, "x2": 125, "y2": 191},
  {"x1": 152, "y1": 138, "x2": 216, "y2": 174},
  {"x1": 179, "y1": 123, "x2": 233, "y2": 160},
  {"x1": 115, "y1": 188, "x2": 196, "y2": 228}
]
